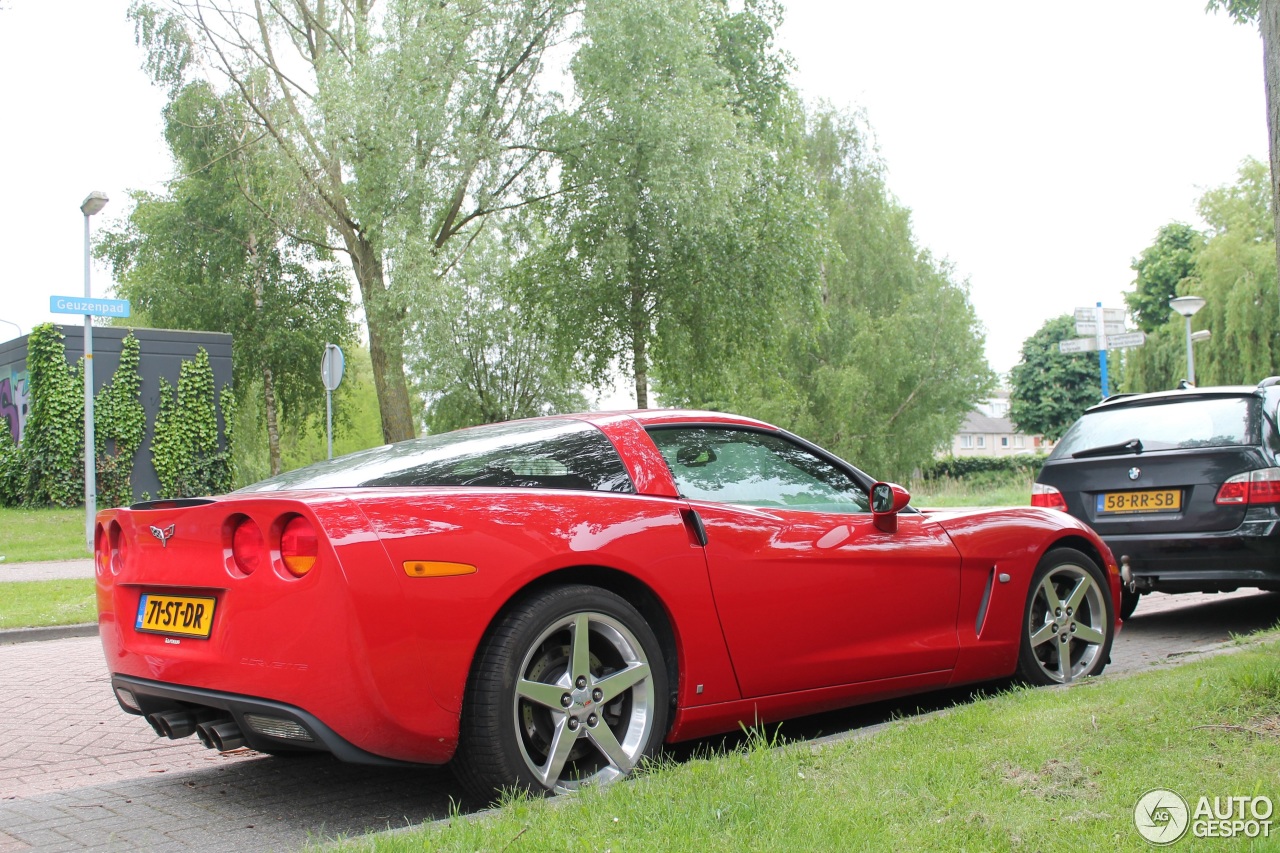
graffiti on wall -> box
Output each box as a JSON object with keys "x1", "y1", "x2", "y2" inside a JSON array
[{"x1": 0, "y1": 366, "x2": 30, "y2": 444}]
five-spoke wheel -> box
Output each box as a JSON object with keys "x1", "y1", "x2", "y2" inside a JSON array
[
  {"x1": 1018, "y1": 548, "x2": 1115, "y2": 685},
  {"x1": 454, "y1": 585, "x2": 668, "y2": 801}
]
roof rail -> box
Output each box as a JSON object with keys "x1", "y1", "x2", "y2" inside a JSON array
[{"x1": 1258, "y1": 376, "x2": 1280, "y2": 388}]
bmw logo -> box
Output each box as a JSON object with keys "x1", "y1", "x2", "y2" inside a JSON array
[{"x1": 1128, "y1": 467, "x2": 1141, "y2": 481}]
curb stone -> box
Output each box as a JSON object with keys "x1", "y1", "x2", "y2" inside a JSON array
[{"x1": 0, "y1": 622, "x2": 98, "y2": 644}]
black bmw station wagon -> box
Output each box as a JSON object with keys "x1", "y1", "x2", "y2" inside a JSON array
[{"x1": 1033, "y1": 379, "x2": 1280, "y2": 618}]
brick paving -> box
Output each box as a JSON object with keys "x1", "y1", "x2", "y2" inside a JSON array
[{"x1": 0, "y1": 637, "x2": 463, "y2": 852}]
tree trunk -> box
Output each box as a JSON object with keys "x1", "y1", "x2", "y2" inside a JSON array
[
  {"x1": 1263, "y1": 0, "x2": 1280, "y2": 310},
  {"x1": 347, "y1": 233, "x2": 417, "y2": 443},
  {"x1": 262, "y1": 367, "x2": 283, "y2": 475},
  {"x1": 632, "y1": 314, "x2": 649, "y2": 409}
]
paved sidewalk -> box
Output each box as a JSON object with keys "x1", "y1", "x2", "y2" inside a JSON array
[{"x1": 0, "y1": 559, "x2": 95, "y2": 582}]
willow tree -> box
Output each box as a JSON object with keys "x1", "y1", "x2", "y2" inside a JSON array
[
  {"x1": 528, "y1": 0, "x2": 817, "y2": 408},
  {"x1": 130, "y1": 0, "x2": 576, "y2": 442}
]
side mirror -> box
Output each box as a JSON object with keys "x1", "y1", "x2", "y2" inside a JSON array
[{"x1": 871, "y1": 482, "x2": 911, "y2": 533}]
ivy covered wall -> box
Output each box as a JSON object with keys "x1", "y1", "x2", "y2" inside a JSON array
[{"x1": 0, "y1": 324, "x2": 233, "y2": 505}]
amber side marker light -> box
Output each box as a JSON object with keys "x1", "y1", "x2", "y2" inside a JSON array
[
  {"x1": 404, "y1": 561, "x2": 477, "y2": 578},
  {"x1": 280, "y1": 516, "x2": 318, "y2": 577}
]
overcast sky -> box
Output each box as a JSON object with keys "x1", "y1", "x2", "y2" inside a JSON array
[{"x1": 0, "y1": 1, "x2": 1267, "y2": 377}]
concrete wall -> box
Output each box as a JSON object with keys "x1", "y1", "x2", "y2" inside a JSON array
[{"x1": 0, "y1": 325, "x2": 233, "y2": 502}]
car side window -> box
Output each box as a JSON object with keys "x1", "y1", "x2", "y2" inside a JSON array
[{"x1": 647, "y1": 427, "x2": 869, "y2": 514}]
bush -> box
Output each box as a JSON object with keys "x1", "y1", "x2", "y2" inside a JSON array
[{"x1": 922, "y1": 454, "x2": 1047, "y2": 482}]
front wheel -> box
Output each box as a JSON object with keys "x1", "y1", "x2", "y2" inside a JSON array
[
  {"x1": 453, "y1": 585, "x2": 669, "y2": 802},
  {"x1": 1017, "y1": 548, "x2": 1115, "y2": 686}
]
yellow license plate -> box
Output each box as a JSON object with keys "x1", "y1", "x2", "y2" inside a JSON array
[
  {"x1": 135, "y1": 593, "x2": 217, "y2": 638},
  {"x1": 1096, "y1": 489, "x2": 1182, "y2": 515}
]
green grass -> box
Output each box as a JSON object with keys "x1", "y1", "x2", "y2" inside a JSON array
[
  {"x1": 0, "y1": 506, "x2": 88, "y2": 563},
  {"x1": 911, "y1": 474, "x2": 1034, "y2": 508},
  {"x1": 0, "y1": 579, "x2": 96, "y2": 628},
  {"x1": 337, "y1": 632, "x2": 1280, "y2": 852}
]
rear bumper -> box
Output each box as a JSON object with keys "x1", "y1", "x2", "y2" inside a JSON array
[
  {"x1": 1103, "y1": 517, "x2": 1280, "y2": 593},
  {"x1": 111, "y1": 675, "x2": 440, "y2": 766}
]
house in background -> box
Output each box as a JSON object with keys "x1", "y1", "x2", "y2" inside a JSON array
[{"x1": 945, "y1": 390, "x2": 1051, "y2": 457}]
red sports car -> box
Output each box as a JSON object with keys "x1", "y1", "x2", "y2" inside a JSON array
[{"x1": 96, "y1": 410, "x2": 1121, "y2": 799}]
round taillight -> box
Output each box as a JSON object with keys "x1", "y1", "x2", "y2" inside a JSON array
[
  {"x1": 232, "y1": 518, "x2": 265, "y2": 575},
  {"x1": 280, "y1": 516, "x2": 318, "y2": 578},
  {"x1": 94, "y1": 525, "x2": 108, "y2": 575},
  {"x1": 112, "y1": 522, "x2": 127, "y2": 575}
]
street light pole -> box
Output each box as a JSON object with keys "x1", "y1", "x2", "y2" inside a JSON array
[
  {"x1": 1169, "y1": 295, "x2": 1207, "y2": 387},
  {"x1": 0, "y1": 317, "x2": 20, "y2": 341},
  {"x1": 81, "y1": 191, "x2": 108, "y2": 553}
]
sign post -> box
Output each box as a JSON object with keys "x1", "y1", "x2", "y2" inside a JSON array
[
  {"x1": 1060, "y1": 303, "x2": 1145, "y2": 399},
  {"x1": 321, "y1": 343, "x2": 345, "y2": 460}
]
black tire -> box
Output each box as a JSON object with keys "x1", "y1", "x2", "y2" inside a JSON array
[
  {"x1": 1119, "y1": 587, "x2": 1142, "y2": 621},
  {"x1": 1017, "y1": 548, "x2": 1115, "y2": 686},
  {"x1": 453, "y1": 585, "x2": 670, "y2": 802}
]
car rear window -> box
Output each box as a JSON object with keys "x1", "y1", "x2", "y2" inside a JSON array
[
  {"x1": 1050, "y1": 396, "x2": 1259, "y2": 458},
  {"x1": 238, "y1": 419, "x2": 634, "y2": 493}
]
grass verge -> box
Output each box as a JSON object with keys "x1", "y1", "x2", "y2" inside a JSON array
[
  {"x1": 0, "y1": 579, "x2": 96, "y2": 629},
  {"x1": 910, "y1": 473, "x2": 1034, "y2": 508},
  {"x1": 341, "y1": 632, "x2": 1280, "y2": 852},
  {"x1": 0, "y1": 506, "x2": 88, "y2": 563}
]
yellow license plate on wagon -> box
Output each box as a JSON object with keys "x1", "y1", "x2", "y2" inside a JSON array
[
  {"x1": 135, "y1": 594, "x2": 217, "y2": 638},
  {"x1": 1096, "y1": 489, "x2": 1182, "y2": 515}
]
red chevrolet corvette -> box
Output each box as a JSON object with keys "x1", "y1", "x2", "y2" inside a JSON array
[{"x1": 96, "y1": 410, "x2": 1121, "y2": 799}]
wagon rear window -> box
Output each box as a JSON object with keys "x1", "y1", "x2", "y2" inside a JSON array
[
  {"x1": 1050, "y1": 396, "x2": 1258, "y2": 458},
  {"x1": 239, "y1": 420, "x2": 634, "y2": 493}
]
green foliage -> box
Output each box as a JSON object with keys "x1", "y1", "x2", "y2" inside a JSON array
[
  {"x1": 1206, "y1": 0, "x2": 1260, "y2": 24},
  {"x1": 1010, "y1": 316, "x2": 1103, "y2": 441},
  {"x1": 658, "y1": 108, "x2": 991, "y2": 481},
  {"x1": 20, "y1": 325, "x2": 83, "y2": 507},
  {"x1": 150, "y1": 348, "x2": 234, "y2": 498},
  {"x1": 94, "y1": 333, "x2": 146, "y2": 507},
  {"x1": 0, "y1": 426, "x2": 21, "y2": 507},
  {"x1": 1121, "y1": 159, "x2": 1279, "y2": 392},
  {"x1": 921, "y1": 455, "x2": 1045, "y2": 481},
  {"x1": 1124, "y1": 222, "x2": 1204, "y2": 333},
  {"x1": 97, "y1": 79, "x2": 354, "y2": 475}
]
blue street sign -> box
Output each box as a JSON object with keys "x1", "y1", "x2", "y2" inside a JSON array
[{"x1": 50, "y1": 295, "x2": 131, "y2": 318}]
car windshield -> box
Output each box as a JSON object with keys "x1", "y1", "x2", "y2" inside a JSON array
[
  {"x1": 238, "y1": 419, "x2": 634, "y2": 493},
  {"x1": 1050, "y1": 396, "x2": 1259, "y2": 459}
]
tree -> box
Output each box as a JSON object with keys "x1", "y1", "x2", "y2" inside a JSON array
[
  {"x1": 657, "y1": 107, "x2": 992, "y2": 480},
  {"x1": 130, "y1": 0, "x2": 576, "y2": 442},
  {"x1": 98, "y1": 80, "x2": 353, "y2": 475},
  {"x1": 1010, "y1": 316, "x2": 1103, "y2": 442},
  {"x1": 1124, "y1": 223, "x2": 1205, "y2": 333},
  {"x1": 1190, "y1": 157, "x2": 1279, "y2": 384},
  {"x1": 1207, "y1": 0, "x2": 1280, "y2": 308},
  {"x1": 408, "y1": 221, "x2": 588, "y2": 433},
  {"x1": 531, "y1": 0, "x2": 814, "y2": 408}
]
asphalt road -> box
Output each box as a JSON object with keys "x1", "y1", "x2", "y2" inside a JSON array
[{"x1": 2, "y1": 588, "x2": 1277, "y2": 852}]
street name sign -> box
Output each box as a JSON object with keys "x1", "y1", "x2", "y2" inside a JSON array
[
  {"x1": 1107, "y1": 331, "x2": 1146, "y2": 349},
  {"x1": 50, "y1": 296, "x2": 131, "y2": 318}
]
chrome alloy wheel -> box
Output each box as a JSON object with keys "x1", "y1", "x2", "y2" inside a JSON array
[
  {"x1": 513, "y1": 611, "x2": 655, "y2": 792},
  {"x1": 1025, "y1": 563, "x2": 1109, "y2": 683}
]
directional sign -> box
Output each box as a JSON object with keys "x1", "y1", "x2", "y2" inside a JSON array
[
  {"x1": 1106, "y1": 331, "x2": 1146, "y2": 349},
  {"x1": 1075, "y1": 306, "x2": 1125, "y2": 323},
  {"x1": 50, "y1": 296, "x2": 131, "y2": 318},
  {"x1": 1075, "y1": 321, "x2": 1127, "y2": 336},
  {"x1": 1059, "y1": 337, "x2": 1100, "y2": 354}
]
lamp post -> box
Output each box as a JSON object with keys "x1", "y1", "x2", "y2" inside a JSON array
[
  {"x1": 81, "y1": 191, "x2": 108, "y2": 552},
  {"x1": 0, "y1": 317, "x2": 20, "y2": 341},
  {"x1": 1169, "y1": 295, "x2": 1206, "y2": 386}
]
